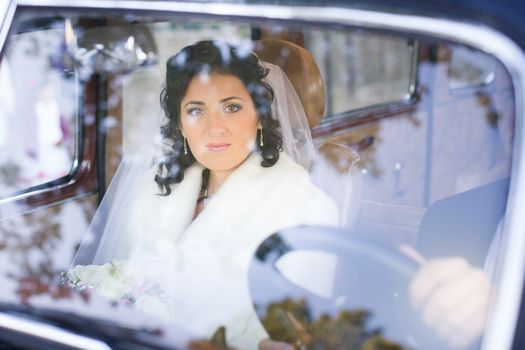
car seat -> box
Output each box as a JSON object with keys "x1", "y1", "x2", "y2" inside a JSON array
[
  {"x1": 416, "y1": 177, "x2": 510, "y2": 269},
  {"x1": 255, "y1": 39, "x2": 362, "y2": 227}
]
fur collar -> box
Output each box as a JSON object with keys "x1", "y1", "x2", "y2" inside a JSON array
[{"x1": 130, "y1": 151, "x2": 312, "y2": 249}]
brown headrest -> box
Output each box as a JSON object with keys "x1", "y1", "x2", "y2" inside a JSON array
[{"x1": 254, "y1": 39, "x2": 325, "y2": 128}]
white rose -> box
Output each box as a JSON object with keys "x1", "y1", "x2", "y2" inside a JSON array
[
  {"x1": 68, "y1": 260, "x2": 148, "y2": 301},
  {"x1": 94, "y1": 277, "x2": 133, "y2": 300},
  {"x1": 68, "y1": 263, "x2": 112, "y2": 288}
]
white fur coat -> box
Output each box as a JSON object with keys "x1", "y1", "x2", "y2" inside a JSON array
[{"x1": 123, "y1": 152, "x2": 339, "y2": 349}]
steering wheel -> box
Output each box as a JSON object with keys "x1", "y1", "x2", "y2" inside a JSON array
[{"x1": 248, "y1": 225, "x2": 450, "y2": 350}]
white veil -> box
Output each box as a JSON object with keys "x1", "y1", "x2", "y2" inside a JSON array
[
  {"x1": 263, "y1": 62, "x2": 315, "y2": 170},
  {"x1": 70, "y1": 62, "x2": 316, "y2": 268}
]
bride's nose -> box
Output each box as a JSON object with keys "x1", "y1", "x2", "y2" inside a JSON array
[{"x1": 206, "y1": 110, "x2": 226, "y2": 136}]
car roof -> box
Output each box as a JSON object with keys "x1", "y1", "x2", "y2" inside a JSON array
[
  {"x1": 152, "y1": 0, "x2": 525, "y2": 50},
  {"x1": 40, "y1": 0, "x2": 524, "y2": 50}
]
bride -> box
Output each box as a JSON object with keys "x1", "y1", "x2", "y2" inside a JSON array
[{"x1": 68, "y1": 40, "x2": 339, "y2": 349}]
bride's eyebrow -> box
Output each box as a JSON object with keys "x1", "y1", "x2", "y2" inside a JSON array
[
  {"x1": 220, "y1": 96, "x2": 244, "y2": 103},
  {"x1": 183, "y1": 101, "x2": 205, "y2": 108}
]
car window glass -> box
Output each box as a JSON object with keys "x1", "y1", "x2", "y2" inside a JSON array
[
  {"x1": 449, "y1": 45, "x2": 497, "y2": 90},
  {"x1": 0, "y1": 21, "x2": 77, "y2": 198},
  {"x1": 0, "y1": 8, "x2": 516, "y2": 350},
  {"x1": 304, "y1": 29, "x2": 416, "y2": 118}
]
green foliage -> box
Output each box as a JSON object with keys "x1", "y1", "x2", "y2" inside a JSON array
[{"x1": 260, "y1": 298, "x2": 411, "y2": 350}]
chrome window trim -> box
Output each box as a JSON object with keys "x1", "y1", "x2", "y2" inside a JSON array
[
  {"x1": 0, "y1": 0, "x2": 15, "y2": 54},
  {"x1": 0, "y1": 311, "x2": 111, "y2": 350},
  {"x1": 4, "y1": 1, "x2": 525, "y2": 349}
]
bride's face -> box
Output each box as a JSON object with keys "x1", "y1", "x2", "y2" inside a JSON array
[{"x1": 180, "y1": 73, "x2": 259, "y2": 172}]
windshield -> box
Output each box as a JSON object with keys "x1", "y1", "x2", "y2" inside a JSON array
[{"x1": 0, "y1": 7, "x2": 514, "y2": 350}]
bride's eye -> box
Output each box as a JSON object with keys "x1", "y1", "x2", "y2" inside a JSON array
[
  {"x1": 224, "y1": 103, "x2": 242, "y2": 113},
  {"x1": 186, "y1": 107, "x2": 204, "y2": 116}
]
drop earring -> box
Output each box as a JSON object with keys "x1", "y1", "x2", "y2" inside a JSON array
[
  {"x1": 183, "y1": 137, "x2": 188, "y2": 155},
  {"x1": 258, "y1": 127, "x2": 264, "y2": 147}
]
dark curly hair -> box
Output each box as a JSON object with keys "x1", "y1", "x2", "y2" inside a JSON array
[{"x1": 156, "y1": 40, "x2": 283, "y2": 195}]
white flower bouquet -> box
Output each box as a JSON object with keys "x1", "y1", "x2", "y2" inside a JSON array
[{"x1": 66, "y1": 260, "x2": 173, "y2": 321}]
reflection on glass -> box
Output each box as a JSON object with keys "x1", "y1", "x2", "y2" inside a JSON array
[
  {"x1": 259, "y1": 297, "x2": 409, "y2": 349},
  {"x1": 69, "y1": 23, "x2": 158, "y2": 76},
  {"x1": 0, "y1": 9, "x2": 516, "y2": 350},
  {"x1": 0, "y1": 201, "x2": 91, "y2": 303},
  {"x1": 304, "y1": 30, "x2": 415, "y2": 117},
  {"x1": 449, "y1": 45, "x2": 496, "y2": 90},
  {"x1": 0, "y1": 25, "x2": 77, "y2": 198}
]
